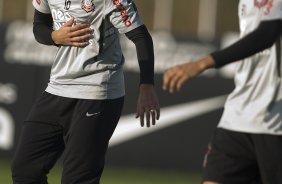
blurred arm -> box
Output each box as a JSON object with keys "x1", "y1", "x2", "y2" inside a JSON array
[
  {"x1": 162, "y1": 20, "x2": 281, "y2": 93},
  {"x1": 211, "y1": 20, "x2": 282, "y2": 68}
]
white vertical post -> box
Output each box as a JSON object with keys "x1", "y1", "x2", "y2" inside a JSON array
[
  {"x1": 198, "y1": 0, "x2": 218, "y2": 41},
  {"x1": 153, "y1": 0, "x2": 173, "y2": 32}
]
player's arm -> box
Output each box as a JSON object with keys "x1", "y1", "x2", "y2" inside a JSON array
[
  {"x1": 125, "y1": 25, "x2": 154, "y2": 85},
  {"x1": 33, "y1": 9, "x2": 92, "y2": 47},
  {"x1": 33, "y1": 10, "x2": 54, "y2": 45},
  {"x1": 163, "y1": 20, "x2": 282, "y2": 93},
  {"x1": 211, "y1": 20, "x2": 281, "y2": 68},
  {"x1": 106, "y1": 0, "x2": 160, "y2": 127},
  {"x1": 125, "y1": 25, "x2": 160, "y2": 127}
]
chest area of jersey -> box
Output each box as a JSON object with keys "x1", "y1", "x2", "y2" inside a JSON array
[
  {"x1": 239, "y1": 0, "x2": 273, "y2": 18},
  {"x1": 238, "y1": 0, "x2": 270, "y2": 33},
  {"x1": 48, "y1": 0, "x2": 103, "y2": 28}
]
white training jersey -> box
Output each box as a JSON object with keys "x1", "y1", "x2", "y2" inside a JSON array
[
  {"x1": 32, "y1": 0, "x2": 143, "y2": 99},
  {"x1": 218, "y1": 0, "x2": 282, "y2": 135}
]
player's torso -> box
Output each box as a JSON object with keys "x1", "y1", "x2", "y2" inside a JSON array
[
  {"x1": 45, "y1": 0, "x2": 125, "y2": 100},
  {"x1": 218, "y1": 0, "x2": 282, "y2": 134},
  {"x1": 235, "y1": 0, "x2": 281, "y2": 97},
  {"x1": 237, "y1": 0, "x2": 280, "y2": 83},
  {"x1": 47, "y1": 0, "x2": 123, "y2": 75}
]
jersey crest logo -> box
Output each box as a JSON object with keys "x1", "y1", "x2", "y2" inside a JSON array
[
  {"x1": 254, "y1": 0, "x2": 268, "y2": 8},
  {"x1": 36, "y1": 0, "x2": 41, "y2": 5},
  {"x1": 254, "y1": 0, "x2": 273, "y2": 15},
  {"x1": 81, "y1": 0, "x2": 95, "y2": 13}
]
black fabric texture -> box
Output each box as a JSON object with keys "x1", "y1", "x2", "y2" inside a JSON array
[
  {"x1": 11, "y1": 92, "x2": 124, "y2": 184},
  {"x1": 33, "y1": 10, "x2": 55, "y2": 45},
  {"x1": 211, "y1": 20, "x2": 282, "y2": 68},
  {"x1": 125, "y1": 25, "x2": 155, "y2": 85}
]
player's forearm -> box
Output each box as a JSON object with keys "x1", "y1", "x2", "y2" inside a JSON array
[
  {"x1": 33, "y1": 10, "x2": 55, "y2": 45},
  {"x1": 125, "y1": 25, "x2": 154, "y2": 85},
  {"x1": 211, "y1": 20, "x2": 281, "y2": 68},
  {"x1": 196, "y1": 55, "x2": 216, "y2": 71}
]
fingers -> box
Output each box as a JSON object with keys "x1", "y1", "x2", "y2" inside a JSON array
[
  {"x1": 148, "y1": 107, "x2": 160, "y2": 127},
  {"x1": 176, "y1": 78, "x2": 186, "y2": 92},
  {"x1": 69, "y1": 29, "x2": 92, "y2": 40},
  {"x1": 136, "y1": 107, "x2": 159, "y2": 128},
  {"x1": 70, "y1": 41, "x2": 90, "y2": 47},
  {"x1": 136, "y1": 85, "x2": 160, "y2": 128},
  {"x1": 70, "y1": 23, "x2": 91, "y2": 32},
  {"x1": 151, "y1": 112, "x2": 156, "y2": 126},
  {"x1": 150, "y1": 109, "x2": 156, "y2": 126},
  {"x1": 146, "y1": 108, "x2": 151, "y2": 127},
  {"x1": 64, "y1": 18, "x2": 75, "y2": 27},
  {"x1": 60, "y1": 22, "x2": 92, "y2": 47},
  {"x1": 163, "y1": 69, "x2": 182, "y2": 93},
  {"x1": 69, "y1": 24, "x2": 92, "y2": 46},
  {"x1": 136, "y1": 109, "x2": 145, "y2": 127},
  {"x1": 168, "y1": 74, "x2": 182, "y2": 93},
  {"x1": 140, "y1": 112, "x2": 145, "y2": 127},
  {"x1": 70, "y1": 34, "x2": 92, "y2": 42},
  {"x1": 156, "y1": 108, "x2": 160, "y2": 120},
  {"x1": 163, "y1": 66, "x2": 190, "y2": 93},
  {"x1": 162, "y1": 69, "x2": 173, "y2": 91}
]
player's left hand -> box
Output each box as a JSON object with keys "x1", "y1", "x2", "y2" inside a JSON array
[{"x1": 136, "y1": 84, "x2": 160, "y2": 127}]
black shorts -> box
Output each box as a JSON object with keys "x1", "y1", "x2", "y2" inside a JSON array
[
  {"x1": 203, "y1": 128, "x2": 282, "y2": 184},
  {"x1": 12, "y1": 91, "x2": 124, "y2": 184}
]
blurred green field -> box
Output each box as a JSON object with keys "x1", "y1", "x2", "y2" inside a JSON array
[{"x1": 0, "y1": 160, "x2": 201, "y2": 184}]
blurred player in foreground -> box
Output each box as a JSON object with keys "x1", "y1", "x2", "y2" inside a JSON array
[
  {"x1": 163, "y1": 0, "x2": 282, "y2": 183},
  {"x1": 11, "y1": 0, "x2": 160, "y2": 183}
]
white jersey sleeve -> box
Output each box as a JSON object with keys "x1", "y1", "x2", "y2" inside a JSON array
[
  {"x1": 105, "y1": 0, "x2": 143, "y2": 33},
  {"x1": 261, "y1": 0, "x2": 282, "y2": 21},
  {"x1": 32, "y1": 0, "x2": 51, "y2": 14}
]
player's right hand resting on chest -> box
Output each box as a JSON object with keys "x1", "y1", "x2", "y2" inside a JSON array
[{"x1": 51, "y1": 18, "x2": 93, "y2": 47}]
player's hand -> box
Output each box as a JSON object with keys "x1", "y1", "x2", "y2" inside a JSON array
[
  {"x1": 136, "y1": 84, "x2": 160, "y2": 128},
  {"x1": 51, "y1": 18, "x2": 92, "y2": 47},
  {"x1": 163, "y1": 56, "x2": 215, "y2": 93}
]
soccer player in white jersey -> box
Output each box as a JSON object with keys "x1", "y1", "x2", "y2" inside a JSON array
[
  {"x1": 11, "y1": 0, "x2": 160, "y2": 183},
  {"x1": 163, "y1": 0, "x2": 282, "y2": 183}
]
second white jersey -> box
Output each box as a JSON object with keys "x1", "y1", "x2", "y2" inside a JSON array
[{"x1": 218, "y1": 0, "x2": 282, "y2": 134}]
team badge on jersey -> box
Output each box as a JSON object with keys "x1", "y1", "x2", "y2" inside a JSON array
[
  {"x1": 254, "y1": 0, "x2": 269, "y2": 8},
  {"x1": 36, "y1": 0, "x2": 41, "y2": 5},
  {"x1": 81, "y1": 0, "x2": 95, "y2": 13},
  {"x1": 254, "y1": 0, "x2": 273, "y2": 15}
]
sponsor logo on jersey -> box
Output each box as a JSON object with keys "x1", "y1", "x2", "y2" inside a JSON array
[
  {"x1": 81, "y1": 0, "x2": 95, "y2": 13},
  {"x1": 36, "y1": 0, "x2": 41, "y2": 5},
  {"x1": 51, "y1": 9, "x2": 72, "y2": 30},
  {"x1": 113, "y1": 0, "x2": 132, "y2": 27},
  {"x1": 254, "y1": 0, "x2": 273, "y2": 15}
]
